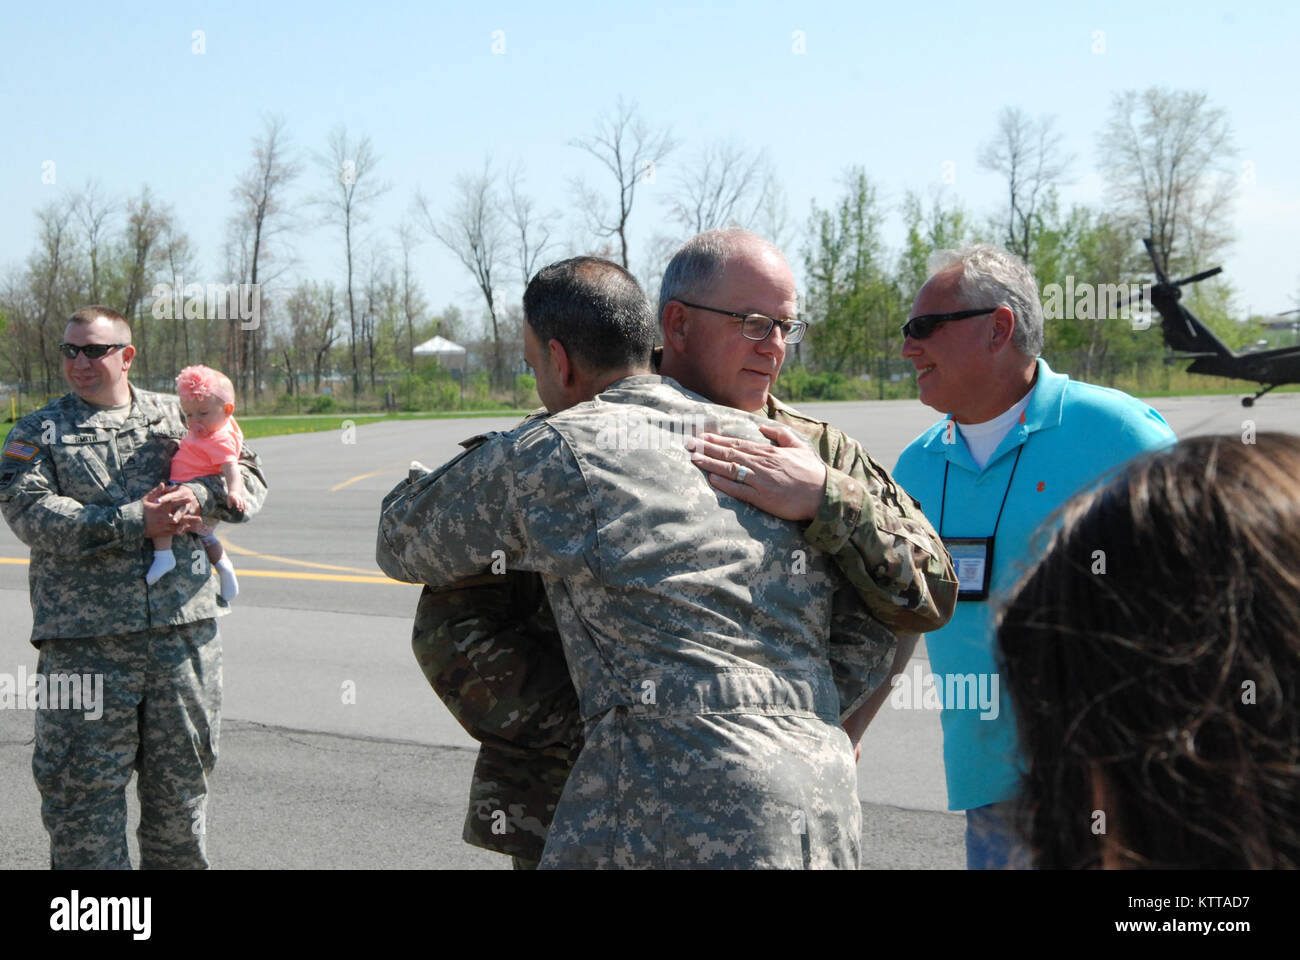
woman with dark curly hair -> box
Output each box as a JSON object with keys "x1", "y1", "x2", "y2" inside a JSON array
[{"x1": 996, "y1": 432, "x2": 1300, "y2": 869}]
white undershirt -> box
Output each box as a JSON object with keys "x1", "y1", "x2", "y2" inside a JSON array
[{"x1": 955, "y1": 390, "x2": 1033, "y2": 471}]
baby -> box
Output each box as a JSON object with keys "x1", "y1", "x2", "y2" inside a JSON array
[{"x1": 146, "y1": 364, "x2": 244, "y2": 600}]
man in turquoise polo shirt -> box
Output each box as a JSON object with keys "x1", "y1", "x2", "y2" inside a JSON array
[{"x1": 893, "y1": 244, "x2": 1175, "y2": 869}]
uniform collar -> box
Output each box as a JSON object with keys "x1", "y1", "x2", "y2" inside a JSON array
[
  {"x1": 764, "y1": 393, "x2": 795, "y2": 420},
  {"x1": 599, "y1": 373, "x2": 710, "y2": 405},
  {"x1": 919, "y1": 358, "x2": 1067, "y2": 472},
  {"x1": 69, "y1": 384, "x2": 169, "y2": 430}
]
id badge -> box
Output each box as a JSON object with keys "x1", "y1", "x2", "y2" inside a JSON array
[{"x1": 944, "y1": 536, "x2": 994, "y2": 601}]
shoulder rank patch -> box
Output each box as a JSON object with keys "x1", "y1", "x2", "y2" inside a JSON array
[{"x1": 3, "y1": 441, "x2": 38, "y2": 461}]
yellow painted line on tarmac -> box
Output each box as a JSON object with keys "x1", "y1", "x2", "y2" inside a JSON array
[
  {"x1": 236, "y1": 569, "x2": 403, "y2": 584},
  {"x1": 330, "y1": 468, "x2": 399, "y2": 492},
  {"x1": 221, "y1": 538, "x2": 379, "y2": 576},
  {"x1": 0, "y1": 555, "x2": 406, "y2": 585}
]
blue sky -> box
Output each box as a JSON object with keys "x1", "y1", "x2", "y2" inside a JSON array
[{"x1": 2, "y1": 0, "x2": 1297, "y2": 329}]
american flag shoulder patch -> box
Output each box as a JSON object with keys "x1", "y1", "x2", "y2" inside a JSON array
[{"x1": 3, "y1": 441, "x2": 39, "y2": 461}]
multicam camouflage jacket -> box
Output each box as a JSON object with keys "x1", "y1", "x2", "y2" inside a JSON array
[
  {"x1": 0, "y1": 387, "x2": 268, "y2": 644},
  {"x1": 764, "y1": 393, "x2": 957, "y2": 632},
  {"x1": 403, "y1": 384, "x2": 950, "y2": 860},
  {"x1": 378, "y1": 375, "x2": 916, "y2": 868}
]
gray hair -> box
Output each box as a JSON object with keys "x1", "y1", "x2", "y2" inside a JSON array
[
  {"x1": 927, "y1": 244, "x2": 1044, "y2": 357},
  {"x1": 658, "y1": 228, "x2": 786, "y2": 322}
]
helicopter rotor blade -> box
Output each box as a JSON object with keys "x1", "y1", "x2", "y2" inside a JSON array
[{"x1": 1174, "y1": 266, "x2": 1223, "y2": 287}]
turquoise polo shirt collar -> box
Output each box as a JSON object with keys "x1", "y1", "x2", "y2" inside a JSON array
[{"x1": 919, "y1": 358, "x2": 1066, "y2": 473}]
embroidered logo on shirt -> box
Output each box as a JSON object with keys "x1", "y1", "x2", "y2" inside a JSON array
[{"x1": 1036, "y1": 481, "x2": 1046, "y2": 492}]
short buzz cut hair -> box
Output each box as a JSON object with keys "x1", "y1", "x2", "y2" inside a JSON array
[
  {"x1": 69, "y1": 305, "x2": 132, "y2": 342},
  {"x1": 658, "y1": 228, "x2": 787, "y2": 323},
  {"x1": 523, "y1": 257, "x2": 656, "y2": 372},
  {"x1": 927, "y1": 245, "x2": 1043, "y2": 357}
]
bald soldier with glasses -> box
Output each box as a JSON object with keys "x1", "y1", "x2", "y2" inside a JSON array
[
  {"x1": 671, "y1": 299, "x2": 809, "y2": 343},
  {"x1": 402, "y1": 229, "x2": 956, "y2": 868}
]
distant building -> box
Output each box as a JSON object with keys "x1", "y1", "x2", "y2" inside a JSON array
[{"x1": 412, "y1": 335, "x2": 468, "y2": 371}]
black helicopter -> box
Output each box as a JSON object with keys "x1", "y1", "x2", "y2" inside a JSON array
[{"x1": 1144, "y1": 237, "x2": 1300, "y2": 407}]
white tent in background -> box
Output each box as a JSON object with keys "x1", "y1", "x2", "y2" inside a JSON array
[{"x1": 412, "y1": 335, "x2": 467, "y2": 370}]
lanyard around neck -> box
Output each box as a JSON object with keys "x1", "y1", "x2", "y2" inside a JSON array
[{"x1": 938, "y1": 442, "x2": 1025, "y2": 538}]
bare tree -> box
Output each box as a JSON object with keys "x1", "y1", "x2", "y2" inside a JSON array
[
  {"x1": 72, "y1": 182, "x2": 117, "y2": 304},
  {"x1": 394, "y1": 221, "x2": 428, "y2": 372},
  {"x1": 667, "y1": 140, "x2": 773, "y2": 235},
  {"x1": 230, "y1": 115, "x2": 302, "y2": 401},
  {"x1": 29, "y1": 199, "x2": 78, "y2": 389},
  {"x1": 314, "y1": 126, "x2": 390, "y2": 397},
  {"x1": 978, "y1": 107, "x2": 1072, "y2": 261},
  {"x1": 1099, "y1": 87, "x2": 1237, "y2": 273},
  {"x1": 120, "y1": 187, "x2": 170, "y2": 384},
  {"x1": 157, "y1": 219, "x2": 197, "y2": 373},
  {"x1": 413, "y1": 161, "x2": 507, "y2": 385},
  {"x1": 0, "y1": 265, "x2": 40, "y2": 388},
  {"x1": 503, "y1": 162, "x2": 558, "y2": 288},
  {"x1": 309, "y1": 282, "x2": 340, "y2": 394},
  {"x1": 636, "y1": 233, "x2": 681, "y2": 313},
  {"x1": 434, "y1": 303, "x2": 463, "y2": 343},
  {"x1": 755, "y1": 174, "x2": 795, "y2": 253},
  {"x1": 284, "y1": 280, "x2": 340, "y2": 394},
  {"x1": 569, "y1": 96, "x2": 677, "y2": 269},
  {"x1": 640, "y1": 156, "x2": 789, "y2": 300},
  {"x1": 358, "y1": 245, "x2": 394, "y2": 393}
]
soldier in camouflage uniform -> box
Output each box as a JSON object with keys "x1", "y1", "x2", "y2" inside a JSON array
[
  {"x1": 409, "y1": 571, "x2": 583, "y2": 865},
  {"x1": 381, "y1": 257, "x2": 938, "y2": 867},
  {"x1": 0, "y1": 306, "x2": 268, "y2": 869},
  {"x1": 406, "y1": 233, "x2": 955, "y2": 867}
]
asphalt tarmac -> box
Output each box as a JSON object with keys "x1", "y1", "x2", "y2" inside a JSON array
[{"x1": 1, "y1": 390, "x2": 1295, "y2": 869}]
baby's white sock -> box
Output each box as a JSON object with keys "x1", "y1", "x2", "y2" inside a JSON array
[
  {"x1": 145, "y1": 549, "x2": 176, "y2": 585},
  {"x1": 215, "y1": 553, "x2": 239, "y2": 601}
]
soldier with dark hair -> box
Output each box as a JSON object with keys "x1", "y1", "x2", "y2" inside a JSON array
[
  {"x1": 382, "y1": 257, "x2": 874, "y2": 867},
  {"x1": 0, "y1": 305, "x2": 268, "y2": 869},
  {"x1": 386, "y1": 250, "x2": 954, "y2": 868}
]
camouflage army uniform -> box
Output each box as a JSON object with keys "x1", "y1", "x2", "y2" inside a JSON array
[
  {"x1": 0, "y1": 386, "x2": 268, "y2": 869},
  {"x1": 408, "y1": 385, "x2": 954, "y2": 864},
  {"x1": 409, "y1": 573, "x2": 583, "y2": 862},
  {"x1": 380, "y1": 375, "x2": 929, "y2": 868}
]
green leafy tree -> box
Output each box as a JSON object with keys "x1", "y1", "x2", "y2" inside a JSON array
[
  {"x1": 801, "y1": 169, "x2": 898, "y2": 393},
  {"x1": 897, "y1": 190, "x2": 975, "y2": 298}
]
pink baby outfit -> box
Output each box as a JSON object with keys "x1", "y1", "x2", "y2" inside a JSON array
[{"x1": 169, "y1": 417, "x2": 243, "y2": 483}]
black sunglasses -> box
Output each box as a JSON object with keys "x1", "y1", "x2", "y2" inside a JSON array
[
  {"x1": 899, "y1": 308, "x2": 997, "y2": 341},
  {"x1": 58, "y1": 342, "x2": 129, "y2": 360}
]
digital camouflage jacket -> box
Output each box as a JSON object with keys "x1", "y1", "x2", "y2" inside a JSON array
[
  {"x1": 380, "y1": 376, "x2": 954, "y2": 867},
  {"x1": 0, "y1": 387, "x2": 269, "y2": 644},
  {"x1": 400, "y1": 386, "x2": 955, "y2": 860}
]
